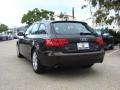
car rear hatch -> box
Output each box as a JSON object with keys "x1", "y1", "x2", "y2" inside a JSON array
[
  {"x1": 45, "y1": 21, "x2": 103, "y2": 53},
  {"x1": 54, "y1": 35, "x2": 103, "y2": 53}
]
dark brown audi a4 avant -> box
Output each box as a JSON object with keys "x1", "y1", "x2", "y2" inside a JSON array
[{"x1": 16, "y1": 20, "x2": 105, "y2": 73}]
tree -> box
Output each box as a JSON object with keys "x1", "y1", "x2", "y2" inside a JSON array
[
  {"x1": 0, "y1": 24, "x2": 8, "y2": 33},
  {"x1": 58, "y1": 12, "x2": 71, "y2": 21},
  {"x1": 83, "y1": 0, "x2": 120, "y2": 28},
  {"x1": 21, "y1": 8, "x2": 55, "y2": 25},
  {"x1": 108, "y1": 29, "x2": 120, "y2": 44},
  {"x1": 58, "y1": 12, "x2": 64, "y2": 20}
]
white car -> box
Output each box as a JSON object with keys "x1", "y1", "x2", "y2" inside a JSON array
[{"x1": 8, "y1": 35, "x2": 14, "y2": 40}]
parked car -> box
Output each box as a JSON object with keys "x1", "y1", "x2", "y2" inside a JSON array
[
  {"x1": 0, "y1": 34, "x2": 8, "y2": 41},
  {"x1": 96, "y1": 29, "x2": 114, "y2": 50},
  {"x1": 8, "y1": 35, "x2": 14, "y2": 40},
  {"x1": 0, "y1": 34, "x2": 14, "y2": 41},
  {"x1": 16, "y1": 20, "x2": 105, "y2": 73},
  {"x1": 13, "y1": 35, "x2": 18, "y2": 39}
]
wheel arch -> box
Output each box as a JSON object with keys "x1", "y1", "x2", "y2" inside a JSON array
[
  {"x1": 16, "y1": 41, "x2": 19, "y2": 45},
  {"x1": 31, "y1": 46, "x2": 36, "y2": 58}
]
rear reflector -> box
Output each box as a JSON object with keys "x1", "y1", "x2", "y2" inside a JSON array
[
  {"x1": 45, "y1": 38, "x2": 69, "y2": 47},
  {"x1": 96, "y1": 37, "x2": 104, "y2": 46}
]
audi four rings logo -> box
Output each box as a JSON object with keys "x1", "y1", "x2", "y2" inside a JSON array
[{"x1": 80, "y1": 38, "x2": 88, "y2": 41}]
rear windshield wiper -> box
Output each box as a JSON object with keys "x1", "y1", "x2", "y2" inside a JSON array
[{"x1": 80, "y1": 32, "x2": 92, "y2": 35}]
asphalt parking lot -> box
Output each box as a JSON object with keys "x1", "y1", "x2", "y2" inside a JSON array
[{"x1": 0, "y1": 40, "x2": 120, "y2": 90}]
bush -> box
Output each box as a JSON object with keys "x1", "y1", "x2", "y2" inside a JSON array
[{"x1": 108, "y1": 29, "x2": 120, "y2": 44}]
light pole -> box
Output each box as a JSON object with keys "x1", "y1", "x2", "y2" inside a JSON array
[{"x1": 72, "y1": 7, "x2": 75, "y2": 20}]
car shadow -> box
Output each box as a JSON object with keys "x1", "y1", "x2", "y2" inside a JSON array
[
  {"x1": 17, "y1": 56, "x2": 101, "y2": 79},
  {"x1": 41, "y1": 66, "x2": 100, "y2": 79}
]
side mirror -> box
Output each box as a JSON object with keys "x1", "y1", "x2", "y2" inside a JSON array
[{"x1": 17, "y1": 31, "x2": 25, "y2": 36}]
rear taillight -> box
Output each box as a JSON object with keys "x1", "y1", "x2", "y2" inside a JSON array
[
  {"x1": 96, "y1": 37, "x2": 104, "y2": 46},
  {"x1": 45, "y1": 38, "x2": 69, "y2": 47}
]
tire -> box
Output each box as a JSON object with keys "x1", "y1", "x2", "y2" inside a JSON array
[
  {"x1": 16, "y1": 44, "x2": 23, "y2": 57},
  {"x1": 110, "y1": 46, "x2": 114, "y2": 50},
  {"x1": 82, "y1": 64, "x2": 94, "y2": 68},
  {"x1": 32, "y1": 49, "x2": 45, "y2": 73}
]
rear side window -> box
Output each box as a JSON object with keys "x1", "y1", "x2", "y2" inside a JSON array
[
  {"x1": 25, "y1": 24, "x2": 34, "y2": 35},
  {"x1": 96, "y1": 30, "x2": 102, "y2": 36},
  {"x1": 30, "y1": 23, "x2": 39, "y2": 34},
  {"x1": 37, "y1": 24, "x2": 47, "y2": 34},
  {"x1": 52, "y1": 22, "x2": 91, "y2": 35}
]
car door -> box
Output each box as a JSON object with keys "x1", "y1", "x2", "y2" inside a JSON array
[
  {"x1": 19, "y1": 25, "x2": 33, "y2": 56},
  {"x1": 24, "y1": 23, "x2": 40, "y2": 60}
]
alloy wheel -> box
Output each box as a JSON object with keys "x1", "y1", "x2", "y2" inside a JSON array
[{"x1": 32, "y1": 51, "x2": 38, "y2": 71}]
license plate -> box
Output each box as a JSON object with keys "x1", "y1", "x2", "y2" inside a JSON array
[{"x1": 77, "y1": 42, "x2": 89, "y2": 50}]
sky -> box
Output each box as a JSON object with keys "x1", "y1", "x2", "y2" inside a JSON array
[{"x1": 0, "y1": 0, "x2": 92, "y2": 28}]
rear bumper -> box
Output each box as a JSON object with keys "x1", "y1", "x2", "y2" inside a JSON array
[{"x1": 39, "y1": 50, "x2": 105, "y2": 67}]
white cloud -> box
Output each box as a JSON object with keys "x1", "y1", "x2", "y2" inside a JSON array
[{"x1": 0, "y1": 0, "x2": 92, "y2": 27}]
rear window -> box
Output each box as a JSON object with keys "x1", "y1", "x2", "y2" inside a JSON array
[{"x1": 52, "y1": 22, "x2": 91, "y2": 35}]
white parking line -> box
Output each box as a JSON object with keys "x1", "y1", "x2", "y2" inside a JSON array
[{"x1": 106, "y1": 49, "x2": 120, "y2": 56}]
